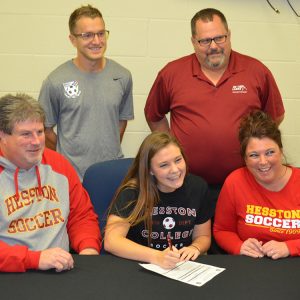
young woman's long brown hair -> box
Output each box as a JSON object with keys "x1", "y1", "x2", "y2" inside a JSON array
[{"x1": 107, "y1": 131, "x2": 186, "y2": 244}]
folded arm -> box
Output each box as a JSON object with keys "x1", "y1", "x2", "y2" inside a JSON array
[
  {"x1": 0, "y1": 241, "x2": 40, "y2": 272},
  {"x1": 0, "y1": 241, "x2": 74, "y2": 272}
]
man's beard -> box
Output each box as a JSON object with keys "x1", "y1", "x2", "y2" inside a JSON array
[{"x1": 205, "y1": 49, "x2": 225, "y2": 69}]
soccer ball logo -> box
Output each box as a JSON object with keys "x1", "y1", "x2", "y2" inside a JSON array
[
  {"x1": 163, "y1": 217, "x2": 175, "y2": 229},
  {"x1": 63, "y1": 81, "x2": 81, "y2": 99}
]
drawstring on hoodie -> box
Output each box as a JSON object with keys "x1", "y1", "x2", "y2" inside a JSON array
[
  {"x1": 13, "y1": 166, "x2": 43, "y2": 200},
  {"x1": 14, "y1": 168, "x2": 20, "y2": 200},
  {"x1": 35, "y1": 166, "x2": 43, "y2": 198}
]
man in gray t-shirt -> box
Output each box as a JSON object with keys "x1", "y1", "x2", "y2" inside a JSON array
[{"x1": 38, "y1": 4, "x2": 134, "y2": 180}]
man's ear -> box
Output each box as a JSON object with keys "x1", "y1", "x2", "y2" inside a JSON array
[
  {"x1": 0, "y1": 130, "x2": 6, "y2": 143},
  {"x1": 191, "y1": 36, "x2": 198, "y2": 52},
  {"x1": 227, "y1": 29, "x2": 231, "y2": 39},
  {"x1": 69, "y1": 34, "x2": 77, "y2": 47}
]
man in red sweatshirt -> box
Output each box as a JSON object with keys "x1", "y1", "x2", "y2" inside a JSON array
[{"x1": 0, "y1": 93, "x2": 101, "y2": 272}]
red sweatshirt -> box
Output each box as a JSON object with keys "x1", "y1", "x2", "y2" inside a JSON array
[
  {"x1": 214, "y1": 167, "x2": 300, "y2": 256},
  {"x1": 0, "y1": 148, "x2": 101, "y2": 272}
]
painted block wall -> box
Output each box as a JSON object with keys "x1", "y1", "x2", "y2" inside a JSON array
[{"x1": 0, "y1": 0, "x2": 299, "y2": 165}]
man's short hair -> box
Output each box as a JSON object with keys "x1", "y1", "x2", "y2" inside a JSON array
[
  {"x1": 191, "y1": 8, "x2": 228, "y2": 36},
  {"x1": 69, "y1": 4, "x2": 103, "y2": 34},
  {"x1": 0, "y1": 93, "x2": 45, "y2": 134}
]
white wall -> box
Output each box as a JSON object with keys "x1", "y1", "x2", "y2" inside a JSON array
[{"x1": 0, "y1": 0, "x2": 299, "y2": 165}]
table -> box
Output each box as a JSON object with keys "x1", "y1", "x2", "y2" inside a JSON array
[{"x1": 1, "y1": 254, "x2": 299, "y2": 300}]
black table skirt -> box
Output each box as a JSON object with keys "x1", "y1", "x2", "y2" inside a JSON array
[{"x1": 1, "y1": 254, "x2": 299, "y2": 300}]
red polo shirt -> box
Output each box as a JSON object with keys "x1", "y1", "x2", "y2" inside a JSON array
[{"x1": 145, "y1": 51, "x2": 284, "y2": 184}]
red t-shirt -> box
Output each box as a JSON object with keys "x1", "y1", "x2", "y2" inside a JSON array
[
  {"x1": 214, "y1": 167, "x2": 300, "y2": 256},
  {"x1": 145, "y1": 51, "x2": 284, "y2": 184}
]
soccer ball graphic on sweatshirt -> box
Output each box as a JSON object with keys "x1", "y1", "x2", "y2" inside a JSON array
[{"x1": 163, "y1": 217, "x2": 175, "y2": 229}]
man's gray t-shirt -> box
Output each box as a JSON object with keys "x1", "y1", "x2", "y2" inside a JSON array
[{"x1": 38, "y1": 59, "x2": 134, "y2": 180}]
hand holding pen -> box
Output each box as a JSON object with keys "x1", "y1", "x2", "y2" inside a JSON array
[{"x1": 155, "y1": 235, "x2": 180, "y2": 269}]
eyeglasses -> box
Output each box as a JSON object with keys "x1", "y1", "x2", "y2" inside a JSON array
[
  {"x1": 73, "y1": 30, "x2": 110, "y2": 41},
  {"x1": 196, "y1": 35, "x2": 227, "y2": 47}
]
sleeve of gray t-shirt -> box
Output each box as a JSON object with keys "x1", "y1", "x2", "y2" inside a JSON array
[{"x1": 38, "y1": 77, "x2": 60, "y2": 128}]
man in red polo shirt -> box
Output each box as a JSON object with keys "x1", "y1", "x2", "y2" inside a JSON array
[{"x1": 145, "y1": 8, "x2": 284, "y2": 202}]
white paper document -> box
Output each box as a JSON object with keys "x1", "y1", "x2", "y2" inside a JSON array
[{"x1": 140, "y1": 261, "x2": 225, "y2": 287}]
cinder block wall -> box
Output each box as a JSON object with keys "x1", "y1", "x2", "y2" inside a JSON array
[{"x1": 0, "y1": 0, "x2": 299, "y2": 165}]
